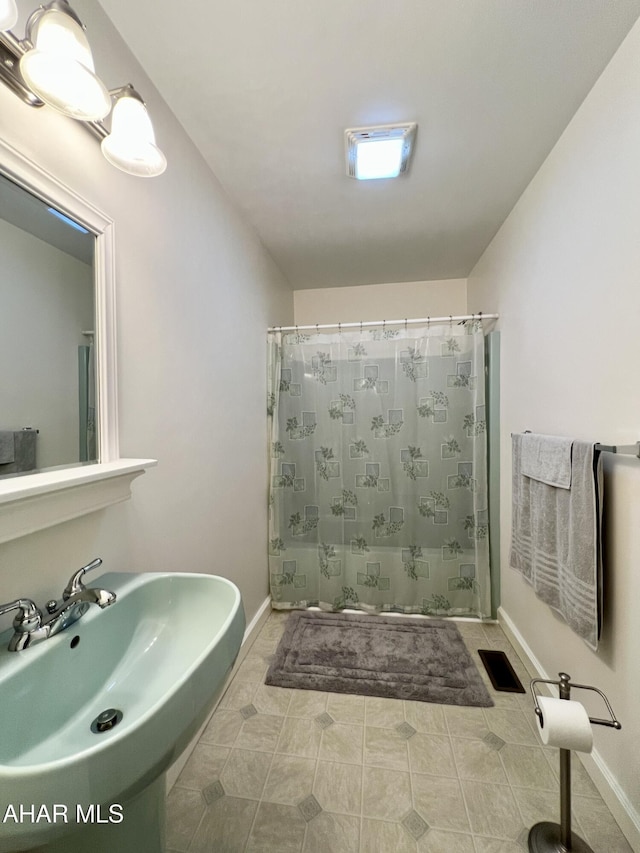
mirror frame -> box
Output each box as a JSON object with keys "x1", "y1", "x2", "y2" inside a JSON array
[{"x1": 0, "y1": 137, "x2": 155, "y2": 544}]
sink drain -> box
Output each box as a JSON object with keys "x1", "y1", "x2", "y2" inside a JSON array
[{"x1": 91, "y1": 708, "x2": 123, "y2": 734}]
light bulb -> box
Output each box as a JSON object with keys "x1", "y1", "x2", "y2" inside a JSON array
[{"x1": 101, "y1": 94, "x2": 167, "y2": 177}]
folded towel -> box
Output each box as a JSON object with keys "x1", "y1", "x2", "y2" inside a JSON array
[
  {"x1": 510, "y1": 434, "x2": 603, "y2": 650},
  {"x1": 520, "y1": 433, "x2": 573, "y2": 488},
  {"x1": 0, "y1": 431, "x2": 15, "y2": 464}
]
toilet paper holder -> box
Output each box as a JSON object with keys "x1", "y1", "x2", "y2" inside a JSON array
[
  {"x1": 531, "y1": 671, "x2": 622, "y2": 732},
  {"x1": 527, "y1": 672, "x2": 621, "y2": 853}
]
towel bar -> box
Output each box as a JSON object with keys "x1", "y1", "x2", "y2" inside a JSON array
[
  {"x1": 521, "y1": 433, "x2": 640, "y2": 458},
  {"x1": 594, "y1": 441, "x2": 640, "y2": 458}
]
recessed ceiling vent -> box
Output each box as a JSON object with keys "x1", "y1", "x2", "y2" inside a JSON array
[{"x1": 345, "y1": 122, "x2": 417, "y2": 181}]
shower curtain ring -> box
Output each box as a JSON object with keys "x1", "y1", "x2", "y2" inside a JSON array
[{"x1": 360, "y1": 320, "x2": 363, "y2": 332}]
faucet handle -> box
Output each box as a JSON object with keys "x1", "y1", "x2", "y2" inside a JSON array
[
  {"x1": 63, "y1": 557, "x2": 103, "y2": 600},
  {"x1": 0, "y1": 598, "x2": 41, "y2": 631}
]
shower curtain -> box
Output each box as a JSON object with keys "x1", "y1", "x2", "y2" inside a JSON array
[{"x1": 267, "y1": 320, "x2": 491, "y2": 618}]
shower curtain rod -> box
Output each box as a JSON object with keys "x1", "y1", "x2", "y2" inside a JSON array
[{"x1": 268, "y1": 312, "x2": 499, "y2": 333}]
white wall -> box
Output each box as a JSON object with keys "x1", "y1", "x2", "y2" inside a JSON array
[
  {"x1": 0, "y1": 2, "x2": 292, "y2": 630},
  {"x1": 294, "y1": 278, "x2": 467, "y2": 325},
  {"x1": 0, "y1": 219, "x2": 93, "y2": 469},
  {"x1": 468, "y1": 18, "x2": 640, "y2": 844}
]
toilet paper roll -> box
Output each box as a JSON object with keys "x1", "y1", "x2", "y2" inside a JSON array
[{"x1": 536, "y1": 696, "x2": 593, "y2": 753}]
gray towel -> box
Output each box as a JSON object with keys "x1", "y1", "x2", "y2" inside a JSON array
[
  {"x1": 14, "y1": 430, "x2": 37, "y2": 472},
  {"x1": 0, "y1": 430, "x2": 37, "y2": 474},
  {"x1": 520, "y1": 433, "x2": 573, "y2": 488},
  {"x1": 510, "y1": 433, "x2": 603, "y2": 650},
  {"x1": 0, "y1": 431, "x2": 15, "y2": 464}
]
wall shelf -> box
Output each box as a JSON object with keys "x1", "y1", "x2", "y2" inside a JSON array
[{"x1": 0, "y1": 459, "x2": 157, "y2": 544}]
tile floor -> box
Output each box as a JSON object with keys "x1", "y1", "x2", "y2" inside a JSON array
[{"x1": 166, "y1": 611, "x2": 633, "y2": 853}]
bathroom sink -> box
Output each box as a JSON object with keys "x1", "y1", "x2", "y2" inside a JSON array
[{"x1": 0, "y1": 571, "x2": 245, "y2": 852}]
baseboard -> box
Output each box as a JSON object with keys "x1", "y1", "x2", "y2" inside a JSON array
[
  {"x1": 498, "y1": 606, "x2": 640, "y2": 851},
  {"x1": 242, "y1": 595, "x2": 274, "y2": 646},
  {"x1": 497, "y1": 606, "x2": 548, "y2": 681},
  {"x1": 166, "y1": 595, "x2": 272, "y2": 792}
]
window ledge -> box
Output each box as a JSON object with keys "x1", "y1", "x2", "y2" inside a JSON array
[{"x1": 0, "y1": 459, "x2": 157, "y2": 544}]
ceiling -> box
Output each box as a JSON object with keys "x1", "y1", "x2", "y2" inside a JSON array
[{"x1": 97, "y1": 0, "x2": 640, "y2": 290}]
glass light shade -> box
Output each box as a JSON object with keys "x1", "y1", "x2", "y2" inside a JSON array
[
  {"x1": 101, "y1": 95, "x2": 167, "y2": 177},
  {"x1": 19, "y1": 8, "x2": 110, "y2": 120},
  {"x1": 0, "y1": 0, "x2": 18, "y2": 31},
  {"x1": 355, "y1": 138, "x2": 404, "y2": 180}
]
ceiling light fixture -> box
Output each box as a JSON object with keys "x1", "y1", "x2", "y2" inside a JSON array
[
  {"x1": 0, "y1": 0, "x2": 167, "y2": 177},
  {"x1": 345, "y1": 123, "x2": 417, "y2": 181},
  {"x1": 47, "y1": 206, "x2": 91, "y2": 233}
]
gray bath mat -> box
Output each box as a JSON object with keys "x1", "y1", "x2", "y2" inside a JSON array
[{"x1": 265, "y1": 611, "x2": 493, "y2": 707}]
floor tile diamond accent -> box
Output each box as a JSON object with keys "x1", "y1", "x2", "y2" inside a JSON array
[
  {"x1": 240, "y1": 703, "x2": 258, "y2": 720},
  {"x1": 315, "y1": 711, "x2": 335, "y2": 729},
  {"x1": 402, "y1": 809, "x2": 429, "y2": 840},
  {"x1": 483, "y1": 731, "x2": 506, "y2": 751},
  {"x1": 396, "y1": 721, "x2": 417, "y2": 740},
  {"x1": 202, "y1": 779, "x2": 225, "y2": 805},
  {"x1": 298, "y1": 794, "x2": 323, "y2": 822}
]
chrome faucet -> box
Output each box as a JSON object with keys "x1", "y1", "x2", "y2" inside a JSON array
[{"x1": 0, "y1": 558, "x2": 116, "y2": 651}]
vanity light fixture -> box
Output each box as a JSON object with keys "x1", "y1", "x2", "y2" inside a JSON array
[
  {"x1": 0, "y1": 0, "x2": 167, "y2": 177},
  {"x1": 345, "y1": 123, "x2": 417, "y2": 180}
]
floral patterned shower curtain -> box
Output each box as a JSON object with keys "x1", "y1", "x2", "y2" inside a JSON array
[{"x1": 267, "y1": 320, "x2": 491, "y2": 618}]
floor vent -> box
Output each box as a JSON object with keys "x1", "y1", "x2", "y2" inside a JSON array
[{"x1": 477, "y1": 649, "x2": 526, "y2": 693}]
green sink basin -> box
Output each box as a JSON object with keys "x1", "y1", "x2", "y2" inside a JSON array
[{"x1": 0, "y1": 571, "x2": 245, "y2": 852}]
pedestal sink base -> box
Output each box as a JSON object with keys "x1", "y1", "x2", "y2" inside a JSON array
[{"x1": 42, "y1": 775, "x2": 166, "y2": 853}]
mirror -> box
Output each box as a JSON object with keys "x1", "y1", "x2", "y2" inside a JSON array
[
  {"x1": 0, "y1": 171, "x2": 97, "y2": 477},
  {"x1": 0, "y1": 135, "x2": 119, "y2": 484}
]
